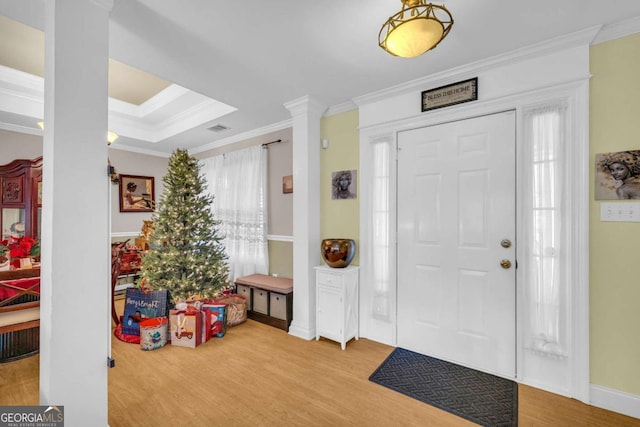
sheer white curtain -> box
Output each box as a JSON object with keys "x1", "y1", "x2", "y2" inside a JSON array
[
  {"x1": 201, "y1": 145, "x2": 269, "y2": 282},
  {"x1": 372, "y1": 141, "x2": 392, "y2": 321},
  {"x1": 522, "y1": 103, "x2": 568, "y2": 358}
]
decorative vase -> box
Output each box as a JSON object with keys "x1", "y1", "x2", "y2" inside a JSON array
[
  {"x1": 19, "y1": 258, "x2": 33, "y2": 269},
  {"x1": 321, "y1": 238, "x2": 355, "y2": 268},
  {"x1": 0, "y1": 256, "x2": 8, "y2": 271}
]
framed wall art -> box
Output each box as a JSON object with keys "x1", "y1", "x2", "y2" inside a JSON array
[
  {"x1": 595, "y1": 150, "x2": 640, "y2": 200},
  {"x1": 119, "y1": 174, "x2": 155, "y2": 212},
  {"x1": 332, "y1": 169, "x2": 357, "y2": 200},
  {"x1": 282, "y1": 175, "x2": 293, "y2": 194}
]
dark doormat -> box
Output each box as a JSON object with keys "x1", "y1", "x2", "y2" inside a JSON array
[{"x1": 369, "y1": 348, "x2": 517, "y2": 427}]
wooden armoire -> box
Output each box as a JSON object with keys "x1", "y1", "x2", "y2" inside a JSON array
[{"x1": 0, "y1": 157, "x2": 42, "y2": 241}]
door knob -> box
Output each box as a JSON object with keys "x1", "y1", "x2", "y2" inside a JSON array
[
  {"x1": 500, "y1": 239, "x2": 512, "y2": 248},
  {"x1": 500, "y1": 259, "x2": 512, "y2": 269}
]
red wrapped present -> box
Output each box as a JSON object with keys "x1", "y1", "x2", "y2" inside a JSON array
[
  {"x1": 200, "y1": 309, "x2": 213, "y2": 343},
  {"x1": 202, "y1": 303, "x2": 227, "y2": 338}
]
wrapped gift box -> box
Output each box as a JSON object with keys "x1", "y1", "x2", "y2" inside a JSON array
[
  {"x1": 200, "y1": 309, "x2": 213, "y2": 343},
  {"x1": 202, "y1": 303, "x2": 227, "y2": 338}
]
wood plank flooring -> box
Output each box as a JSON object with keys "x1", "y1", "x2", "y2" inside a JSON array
[{"x1": 1, "y1": 318, "x2": 639, "y2": 426}]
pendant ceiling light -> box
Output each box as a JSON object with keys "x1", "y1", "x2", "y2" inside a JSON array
[{"x1": 379, "y1": 0, "x2": 453, "y2": 58}]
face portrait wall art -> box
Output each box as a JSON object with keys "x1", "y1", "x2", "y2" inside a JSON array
[
  {"x1": 595, "y1": 150, "x2": 640, "y2": 200},
  {"x1": 331, "y1": 170, "x2": 357, "y2": 200}
]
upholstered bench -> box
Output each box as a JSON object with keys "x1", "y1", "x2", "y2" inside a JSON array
[{"x1": 234, "y1": 274, "x2": 293, "y2": 332}]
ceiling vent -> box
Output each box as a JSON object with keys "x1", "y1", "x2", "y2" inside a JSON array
[{"x1": 207, "y1": 124, "x2": 229, "y2": 132}]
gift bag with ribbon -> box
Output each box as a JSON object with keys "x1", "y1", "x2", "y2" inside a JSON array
[
  {"x1": 169, "y1": 305, "x2": 203, "y2": 348},
  {"x1": 122, "y1": 281, "x2": 171, "y2": 336}
]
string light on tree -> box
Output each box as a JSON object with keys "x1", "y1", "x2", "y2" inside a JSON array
[{"x1": 139, "y1": 148, "x2": 229, "y2": 301}]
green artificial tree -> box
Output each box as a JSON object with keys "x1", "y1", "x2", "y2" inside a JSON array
[{"x1": 140, "y1": 149, "x2": 229, "y2": 301}]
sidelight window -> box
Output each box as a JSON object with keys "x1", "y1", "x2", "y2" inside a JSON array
[{"x1": 522, "y1": 103, "x2": 569, "y2": 359}]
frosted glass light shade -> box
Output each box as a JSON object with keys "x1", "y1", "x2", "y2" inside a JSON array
[
  {"x1": 384, "y1": 18, "x2": 444, "y2": 58},
  {"x1": 107, "y1": 131, "x2": 119, "y2": 145},
  {"x1": 379, "y1": 1, "x2": 453, "y2": 58}
]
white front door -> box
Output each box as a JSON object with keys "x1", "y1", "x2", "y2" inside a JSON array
[{"x1": 397, "y1": 111, "x2": 516, "y2": 378}]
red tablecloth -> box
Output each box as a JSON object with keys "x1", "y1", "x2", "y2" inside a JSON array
[{"x1": 0, "y1": 278, "x2": 40, "y2": 299}]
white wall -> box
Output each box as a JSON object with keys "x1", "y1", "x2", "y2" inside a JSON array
[
  {"x1": 108, "y1": 148, "x2": 168, "y2": 235},
  {"x1": 0, "y1": 129, "x2": 42, "y2": 164}
]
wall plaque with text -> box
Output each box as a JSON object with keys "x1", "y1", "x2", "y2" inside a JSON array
[{"x1": 421, "y1": 78, "x2": 478, "y2": 112}]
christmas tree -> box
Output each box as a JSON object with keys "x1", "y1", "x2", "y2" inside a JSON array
[{"x1": 140, "y1": 149, "x2": 229, "y2": 301}]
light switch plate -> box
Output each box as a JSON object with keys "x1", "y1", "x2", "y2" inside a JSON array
[{"x1": 600, "y1": 202, "x2": 640, "y2": 222}]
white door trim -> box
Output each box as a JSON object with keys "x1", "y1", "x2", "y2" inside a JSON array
[{"x1": 358, "y1": 79, "x2": 590, "y2": 402}]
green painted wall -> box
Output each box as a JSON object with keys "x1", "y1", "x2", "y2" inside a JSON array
[
  {"x1": 590, "y1": 33, "x2": 640, "y2": 395},
  {"x1": 320, "y1": 109, "x2": 360, "y2": 266},
  {"x1": 268, "y1": 240, "x2": 293, "y2": 279},
  {"x1": 315, "y1": 37, "x2": 640, "y2": 397}
]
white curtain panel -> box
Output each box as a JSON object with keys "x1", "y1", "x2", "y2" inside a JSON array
[
  {"x1": 201, "y1": 145, "x2": 269, "y2": 282},
  {"x1": 372, "y1": 141, "x2": 392, "y2": 321},
  {"x1": 522, "y1": 103, "x2": 568, "y2": 359}
]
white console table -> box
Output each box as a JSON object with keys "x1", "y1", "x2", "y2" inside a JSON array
[{"x1": 314, "y1": 265, "x2": 359, "y2": 350}]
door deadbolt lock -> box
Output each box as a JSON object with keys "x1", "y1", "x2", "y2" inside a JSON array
[
  {"x1": 500, "y1": 259, "x2": 512, "y2": 269},
  {"x1": 500, "y1": 239, "x2": 512, "y2": 248}
]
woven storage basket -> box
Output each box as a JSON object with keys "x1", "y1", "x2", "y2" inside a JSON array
[
  {"x1": 214, "y1": 294, "x2": 247, "y2": 326},
  {"x1": 140, "y1": 317, "x2": 168, "y2": 351}
]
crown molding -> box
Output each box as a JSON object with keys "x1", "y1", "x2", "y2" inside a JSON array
[
  {"x1": 0, "y1": 65, "x2": 43, "y2": 95},
  {"x1": 592, "y1": 16, "x2": 640, "y2": 45},
  {"x1": 0, "y1": 65, "x2": 236, "y2": 144},
  {"x1": 154, "y1": 98, "x2": 236, "y2": 142},
  {"x1": 108, "y1": 112, "x2": 156, "y2": 142},
  {"x1": 190, "y1": 119, "x2": 292, "y2": 154},
  {"x1": 0, "y1": 121, "x2": 42, "y2": 136},
  {"x1": 324, "y1": 100, "x2": 357, "y2": 117},
  {"x1": 136, "y1": 84, "x2": 190, "y2": 117},
  {"x1": 0, "y1": 85, "x2": 43, "y2": 120},
  {"x1": 354, "y1": 25, "x2": 601, "y2": 107},
  {"x1": 284, "y1": 95, "x2": 327, "y2": 117},
  {"x1": 0, "y1": 84, "x2": 43, "y2": 106},
  {"x1": 108, "y1": 143, "x2": 171, "y2": 158}
]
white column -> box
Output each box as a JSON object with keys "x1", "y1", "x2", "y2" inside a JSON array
[
  {"x1": 284, "y1": 96, "x2": 325, "y2": 340},
  {"x1": 40, "y1": 1, "x2": 112, "y2": 425}
]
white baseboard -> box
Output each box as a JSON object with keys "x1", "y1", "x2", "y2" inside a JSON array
[
  {"x1": 287, "y1": 321, "x2": 315, "y2": 341},
  {"x1": 590, "y1": 384, "x2": 640, "y2": 420}
]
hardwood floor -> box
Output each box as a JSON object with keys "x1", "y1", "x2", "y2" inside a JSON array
[{"x1": 1, "y1": 318, "x2": 639, "y2": 426}]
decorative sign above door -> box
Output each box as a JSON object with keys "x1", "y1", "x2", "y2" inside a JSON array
[{"x1": 421, "y1": 77, "x2": 478, "y2": 112}]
